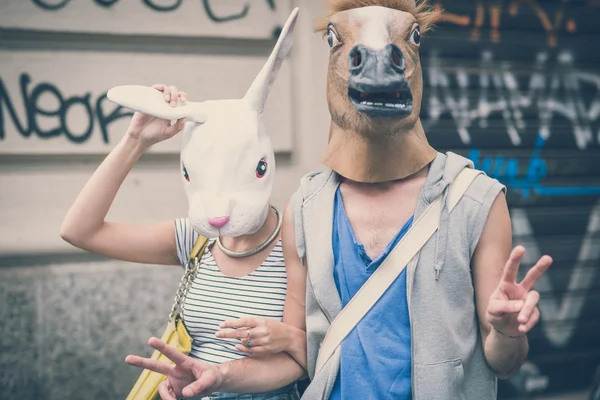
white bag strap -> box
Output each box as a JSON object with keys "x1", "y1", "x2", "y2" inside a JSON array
[{"x1": 314, "y1": 168, "x2": 482, "y2": 376}]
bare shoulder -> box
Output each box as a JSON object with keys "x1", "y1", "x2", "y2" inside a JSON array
[
  {"x1": 475, "y1": 192, "x2": 511, "y2": 254},
  {"x1": 472, "y1": 192, "x2": 512, "y2": 271}
]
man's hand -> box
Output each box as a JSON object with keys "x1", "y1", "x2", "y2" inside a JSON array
[
  {"x1": 486, "y1": 245, "x2": 552, "y2": 338},
  {"x1": 125, "y1": 337, "x2": 223, "y2": 399}
]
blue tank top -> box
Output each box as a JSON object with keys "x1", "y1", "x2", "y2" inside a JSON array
[{"x1": 329, "y1": 187, "x2": 413, "y2": 400}]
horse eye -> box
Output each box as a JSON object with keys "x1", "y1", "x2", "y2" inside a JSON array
[
  {"x1": 182, "y1": 165, "x2": 190, "y2": 182},
  {"x1": 326, "y1": 25, "x2": 341, "y2": 48},
  {"x1": 256, "y1": 158, "x2": 268, "y2": 178},
  {"x1": 409, "y1": 26, "x2": 421, "y2": 46}
]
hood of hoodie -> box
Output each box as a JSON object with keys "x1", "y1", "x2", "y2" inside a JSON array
[
  {"x1": 418, "y1": 151, "x2": 475, "y2": 280},
  {"x1": 291, "y1": 151, "x2": 475, "y2": 282}
]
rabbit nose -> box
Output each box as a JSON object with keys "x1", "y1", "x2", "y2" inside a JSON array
[{"x1": 208, "y1": 216, "x2": 230, "y2": 228}]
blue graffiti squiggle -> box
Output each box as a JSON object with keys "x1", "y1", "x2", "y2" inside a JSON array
[{"x1": 468, "y1": 135, "x2": 600, "y2": 199}]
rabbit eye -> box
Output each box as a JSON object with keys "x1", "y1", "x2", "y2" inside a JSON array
[
  {"x1": 182, "y1": 165, "x2": 190, "y2": 182},
  {"x1": 256, "y1": 158, "x2": 268, "y2": 178}
]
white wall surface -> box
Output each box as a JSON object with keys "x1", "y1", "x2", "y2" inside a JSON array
[
  {"x1": 0, "y1": 0, "x2": 332, "y2": 256},
  {"x1": 0, "y1": 49, "x2": 293, "y2": 154},
  {"x1": 0, "y1": 0, "x2": 291, "y2": 39}
]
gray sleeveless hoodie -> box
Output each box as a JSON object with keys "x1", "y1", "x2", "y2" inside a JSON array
[{"x1": 290, "y1": 152, "x2": 506, "y2": 400}]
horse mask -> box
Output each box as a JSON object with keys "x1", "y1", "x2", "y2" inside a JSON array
[
  {"x1": 107, "y1": 8, "x2": 299, "y2": 238},
  {"x1": 315, "y1": 0, "x2": 440, "y2": 183}
]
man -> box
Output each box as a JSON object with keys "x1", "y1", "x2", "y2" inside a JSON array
[{"x1": 126, "y1": 1, "x2": 552, "y2": 399}]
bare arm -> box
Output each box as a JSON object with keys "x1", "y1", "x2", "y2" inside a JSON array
[
  {"x1": 60, "y1": 84, "x2": 186, "y2": 266},
  {"x1": 216, "y1": 201, "x2": 308, "y2": 369},
  {"x1": 472, "y1": 193, "x2": 551, "y2": 379},
  {"x1": 127, "y1": 339, "x2": 304, "y2": 399},
  {"x1": 280, "y1": 200, "x2": 308, "y2": 368},
  {"x1": 472, "y1": 193, "x2": 527, "y2": 378},
  {"x1": 126, "y1": 200, "x2": 307, "y2": 398}
]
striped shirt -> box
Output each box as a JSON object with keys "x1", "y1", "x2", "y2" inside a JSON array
[{"x1": 174, "y1": 218, "x2": 287, "y2": 365}]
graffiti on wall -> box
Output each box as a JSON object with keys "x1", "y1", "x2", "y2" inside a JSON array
[
  {"x1": 434, "y1": 0, "x2": 600, "y2": 47},
  {"x1": 31, "y1": 0, "x2": 278, "y2": 23},
  {"x1": 423, "y1": 41, "x2": 600, "y2": 395},
  {"x1": 499, "y1": 203, "x2": 600, "y2": 395},
  {"x1": 424, "y1": 49, "x2": 600, "y2": 199},
  {"x1": 513, "y1": 204, "x2": 600, "y2": 348},
  {"x1": 423, "y1": 2, "x2": 600, "y2": 393},
  {"x1": 426, "y1": 50, "x2": 600, "y2": 149},
  {"x1": 0, "y1": 73, "x2": 132, "y2": 144}
]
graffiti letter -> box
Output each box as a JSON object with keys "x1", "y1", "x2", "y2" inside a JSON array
[
  {"x1": 28, "y1": 81, "x2": 63, "y2": 138},
  {"x1": 60, "y1": 94, "x2": 94, "y2": 143},
  {"x1": 94, "y1": 0, "x2": 119, "y2": 7},
  {"x1": 510, "y1": 0, "x2": 561, "y2": 46},
  {"x1": 489, "y1": 3, "x2": 502, "y2": 43},
  {"x1": 434, "y1": 0, "x2": 471, "y2": 27},
  {"x1": 202, "y1": 0, "x2": 249, "y2": 23},
  {"x1": 0, "y1": 74, "x2": 31, "y2": 140},
  {"x1": 142, "y1": 0, "x2": 182, "y2": 12},
  {"x1": 511, "y1": 203, "x2": 600, "y2": 347},
  {"x1": 32, "y1": 0, "x2": 70, "y2": 11},
  {"x1": 96, "y1": 93, "x2": 133, "y2": 144}
]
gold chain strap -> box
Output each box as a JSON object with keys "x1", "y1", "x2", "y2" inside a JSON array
[
  {"x1": 168, "y1": 256, "x2": 200, "y2": 321},
  {"x1": 168, "y1": 235, "x2": 209, "y2": 321}
]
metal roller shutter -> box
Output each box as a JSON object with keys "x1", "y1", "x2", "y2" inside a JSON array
[{"x1": 421, "y1": 1, "x2": 600, "y2": 398}]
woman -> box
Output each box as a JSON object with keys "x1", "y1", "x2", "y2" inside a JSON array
[{"x1": 60, "y1": 84, "x2": 305, "y2": 400}]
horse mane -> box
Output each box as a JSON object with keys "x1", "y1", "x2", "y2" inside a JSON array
[{"x1": 314, "y1": 0, "x2": 442, "y2": 34}]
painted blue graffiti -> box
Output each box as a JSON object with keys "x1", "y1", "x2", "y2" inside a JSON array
[{"x1": 468, "y1": 135, "x2": 600, "y2": 199}]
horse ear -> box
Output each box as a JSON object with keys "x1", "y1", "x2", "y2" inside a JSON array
[
  {"x1": 107, "y1": 85, "x2": 208, "y2": 124},
  {"x1": 243, "y1": 7, "x2": 299, "y2": 111}
]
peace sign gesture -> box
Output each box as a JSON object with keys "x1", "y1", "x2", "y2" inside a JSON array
[
  {"x1": 486, "y1": 245, "x2": 553, "y2": 338},
  {"x1": 125, "y1": 337, "x2": 223, "y2": 399}
]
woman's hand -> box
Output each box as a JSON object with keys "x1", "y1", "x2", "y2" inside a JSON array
[
  {"x1": 126, "y1": 84, "x2": 187, "y2": 148},
  {"x1": 216, "y1": 317, "x2": 296, "y2": 355},
  {"x1": 125, "y1": 337, "x2": 224, "y2": 399}
]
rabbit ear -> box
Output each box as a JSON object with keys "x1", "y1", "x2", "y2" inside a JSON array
[
  {"x1": 243, "y1": 7, "x2": 299, "y2": 112},
  {"x1": 106, "y1": 85, "x2": 208, "y2": 124}
]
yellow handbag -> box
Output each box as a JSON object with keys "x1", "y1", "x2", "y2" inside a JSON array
[{"x1": 126, "y1": 235, "x2": 210, "y2": 400}]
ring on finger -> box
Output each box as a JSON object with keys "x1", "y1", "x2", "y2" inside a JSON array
[{"x1": 246, "y1": 327, "x2": 252, "y2": 348}]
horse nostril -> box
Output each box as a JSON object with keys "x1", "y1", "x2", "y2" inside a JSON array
[
  {"x1": 390, "y1": 45, "x2": 405, "y2": 70},
  {"x1": 353, "y1": 51, "x2": 362, "y2": 67},
  {"x1": 208, "y1": 216, "x2": 230, "y2": 228},
  {"x1": 391, "y1": 50, "x2": 401, "y2": 67},
  {"x1": 349, "y1": 46, "x2": 366, "y2": 73}
]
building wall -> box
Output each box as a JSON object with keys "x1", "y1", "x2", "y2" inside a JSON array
[
  {"x1": 1, "y1": 1, "x2": 599, "y2": 399},
  {"x1": 0, "y1": 1, "x2": 330, "y2": 398}
]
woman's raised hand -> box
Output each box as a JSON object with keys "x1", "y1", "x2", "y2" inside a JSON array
[{"x1": 126, "y1": 84, "x2": 188, "y2": 147}]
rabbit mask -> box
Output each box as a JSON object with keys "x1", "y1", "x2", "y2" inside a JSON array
[{"x1": 107, "y1": 7, "x2": 299, "y2": 238}]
